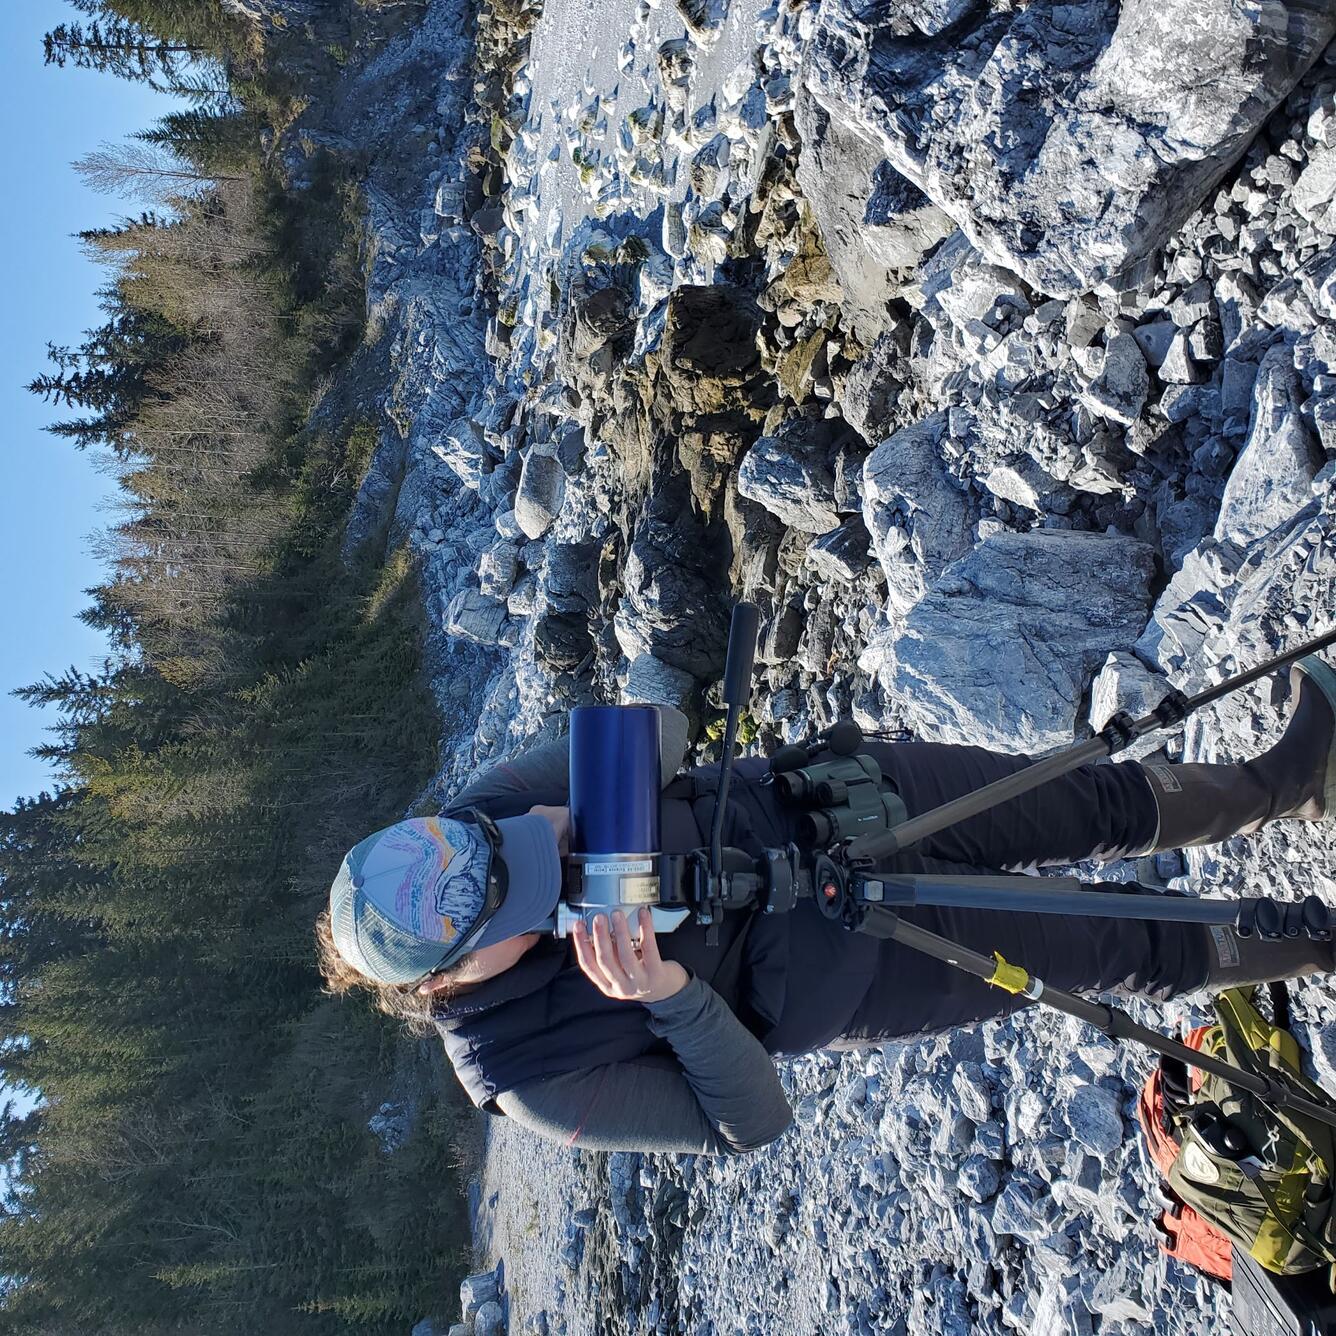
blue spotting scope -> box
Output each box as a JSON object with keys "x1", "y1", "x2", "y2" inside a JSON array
[{"x1": 567, "y1": 703, "x2": 664, "y2": 914}]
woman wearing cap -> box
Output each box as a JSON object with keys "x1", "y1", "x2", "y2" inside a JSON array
[{"x1": 317, "y1": 659, "x2": 1336, "y2": 1156}]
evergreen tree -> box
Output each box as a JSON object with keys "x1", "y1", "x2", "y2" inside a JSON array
[
  {"x1": 43, "y1": 19, "x2": 199, "y2": 85},
  {"x1": 138, "y1": 109, "x2": 256, "y2": 176}
]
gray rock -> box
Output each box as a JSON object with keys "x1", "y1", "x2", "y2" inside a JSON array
[
  {"x1": 410, "y1": 1320, "x2": 454, "y2": 1336},
  {"x1": 957, "y1": 1156, "x2": 1002, "y2": 1204},
  {"x1": 434, "y1": 417, "x2": 491, "y2": 489},
  {"x1": 445, "y1": 589, "x2": 510, "y2": 646},
  {"x1": 738, "y1": 431, "x2": 841, "y2": 534},
  {"x1": 1081, "y1": 333, "x2": 1150, "y2": 426},
  {"x1": 807, "y1": 520, "x2": 873, "y2": 583},
  {"x1": 931, "y1": 252, "x2": 1033, "y2": 360},
  {"x1": 863, "y1": 530, "x2": 1156, "y2": 750},
  {"x1": 435, "y1": 176, "x2": 466, "y2": 222},
  {"x1": 514, "y1": 451, "x2": 567, "y2": 540},
  {"x1": 1089, "y1": 1256, "x2": 1154, "y2": 1323},
  {"x1": 861, "y1": 411, "x2": 974, "y2": 616},
  {"x1": 1131, "y1": 320, "x2": 1177, "y2": 368},
  {"x1": 759, "y1": 590, "x2": 805, "y2": 667},
  {"x1": 1214, "y1": 339, "x2": 1323, "y2": 551},
  {"x1": 472, "y1": 1300, "x2": 505, "y2": 1336},
  {"x1": 1065, "y1": 298, "x2": 1106, "y2": 349},
  {"x1": 951, "y1": 1062, "x2": 994, "y2": 1124},
  {"x1": 478, "y1": 541, "x2": 520, "y2": 599},
  {"x1": 1159, "y1": 382, "x2": 1218, "y2": 425},
  {"x1": 460, "y1": 1269, "x2": 501, "y2": 1318},
  {"x1": 1160, "y1": 329, "x2": 1205, "y2": 385},
  {"x1": 802, "y1": 0, "x2": 1335, "y2": 295},
  {"x1": 1216, "y1": 270, "x2": 1261, "y2": 352},
  {"x1": 494, "y1": 507, "x2": 524, "y2": 542},
  {"x1": 1293, "y1": 147, "x2": 1336, "y2": 232},
  {"x1": 621, "y1": 653, "x2": 698, "y2": 713},
  {"x1": 839, "y1": 330, "x2": 908, "y2": 445},
  {"x1": 613, "y1": 502, "x2": 728, "y2": 679},
  {"x1": 794, "y1": 87, "x2": 953, "y2": 341},
  {"x1": 991, "y1": 1179, "x2": 1056, "y2": 1244},
  {"x1": 1170, "y1": 279, "x2": 1216, "y2": 329},
  {"x1": 1088, "y1": 651, "x2": 1169, "y2": 735},
  {"x1": 1065, "y1": 1085, "x2": 1124, "y2": 1157}
]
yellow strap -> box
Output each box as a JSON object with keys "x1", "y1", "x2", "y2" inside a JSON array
[
  {"x1": 988, "y1": 952, "x2": 1032, "y2": 996},
  {"x1": 1218, "y1": 987, "x2": 1303, "y2": 1075},
  {"x1": 1251, "y1": 1159, "x2": 1321, "y2": 1272}
]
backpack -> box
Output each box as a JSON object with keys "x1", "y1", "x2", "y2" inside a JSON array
[
  {"x1": 1137, "y1": 985, "x2": 1336, "y2": 1286},
  {"x1": 1139, "y1": 1020, "x2": 1236, "y2": 1283}
]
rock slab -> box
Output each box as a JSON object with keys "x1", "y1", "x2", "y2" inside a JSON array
[{"x1": 803, "y1": 0, "x2": 1336, "y2": 294}]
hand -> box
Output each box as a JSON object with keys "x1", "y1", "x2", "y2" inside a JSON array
[
  {"x1": 528, "y1": 804, "x2": 569, "y2": 856},
  {"x1": 571, "y1": 907, "x2": 688, "y2": 1005}
]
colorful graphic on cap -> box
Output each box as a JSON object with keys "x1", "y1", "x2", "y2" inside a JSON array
[{"x1": 344, "y1": 817, "x2": 489, "y2": 944}]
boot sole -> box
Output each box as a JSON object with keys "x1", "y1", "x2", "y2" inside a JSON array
[{"x1": 1294, "y1": 654, "x2": 1336, "y2": 821}]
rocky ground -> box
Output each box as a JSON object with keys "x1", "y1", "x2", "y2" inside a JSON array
[{"x1": 288, "y1": 0, "x2": 1336, "y2": 1331}]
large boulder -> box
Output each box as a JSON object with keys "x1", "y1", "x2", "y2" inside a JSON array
[
  {"x1": 802, "y1": 0, "x2": 1336, "y2": 295},
  {"x1": 655, "y1": 284, "x2": 765, "y2": 418},
  {"x1": 460, "y1": 1267, "x2": 501, "y2": 1320},
  {"x1": 1214, "y1": 337, "x2": 1323, "y2": 553},
  {"x1": 737, "y1": 427, "x2": 841, "y2": 534},
  {"x1": 863, "y1": 530, "x2": 1157, "y2": 751},
  {"x1": 794, "y1": 88, "x2": 953, "y2": 340},
  {"x1": 613, "y1": 497, "x2": 729, "y2": 679},
  {"x1": 514, "y1": 451, "x2": 567, "y2": 540},
  {"x1": 861, "y1": 411, "x2": 975, "y2": 616}
]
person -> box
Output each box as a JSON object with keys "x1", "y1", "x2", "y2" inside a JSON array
[{"x1": 315, "y1": 656, "x2": 1336, "y2": 1157}]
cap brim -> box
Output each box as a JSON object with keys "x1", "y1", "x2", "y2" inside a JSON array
[{"x1": 473, "y1": 812, "x2": 563, "y2": 948}]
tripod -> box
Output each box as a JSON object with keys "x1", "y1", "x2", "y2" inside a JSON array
[{"x1": 671, "y1": 602, "x2": 1336, "y2": 1131}]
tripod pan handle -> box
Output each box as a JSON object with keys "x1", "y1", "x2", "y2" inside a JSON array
[{"x1": 722, "y1": 602, "x2": 760, "y2": 708}]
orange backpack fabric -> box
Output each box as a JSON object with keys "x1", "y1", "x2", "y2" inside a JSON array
[{"x1": 1137, "y1": 1024, "x2": 1235, "y2": 1285}]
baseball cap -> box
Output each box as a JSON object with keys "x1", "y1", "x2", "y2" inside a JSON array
[{"x1": 328, "y1": 810, "x2": 562, "y2": 985}]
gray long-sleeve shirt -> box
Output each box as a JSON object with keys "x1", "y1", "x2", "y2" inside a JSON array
[
  {"x1": 496, "y1": 971, "x2": 793, "y2": 1155},
  {"x1": 445, "y1": 720, "x2": 795, "y2": 1156}
]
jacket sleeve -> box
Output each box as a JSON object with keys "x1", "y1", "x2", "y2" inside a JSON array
[
  {"x1": 449, "y1": 736, "x2": 572, "y2": 809},
  {"x1": 447, "y1": 706, "x2": 692, "y2": 811},
  {"x1": 494, "y1": 973, "x2": 793, "y2": 1155}
]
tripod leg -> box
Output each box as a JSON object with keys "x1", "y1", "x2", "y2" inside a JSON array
[
  {"x1": 837, "y1": 870, "x2": 1213, "y2": 1044},
  {"x1": 863, "y1": 739, "x2": 1156, "y2": 868},
  {"x1": 873, "y1": 910, "x2": 1336, "y2": 1131}
]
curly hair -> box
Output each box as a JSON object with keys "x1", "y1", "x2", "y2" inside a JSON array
[{"x1": 314, "y1": 906, "x2": 478, "y2": 1037}]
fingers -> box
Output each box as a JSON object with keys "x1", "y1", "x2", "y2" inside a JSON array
[
  {"x1": 611, "y1": 908, "x2": 646, "y2": 975},
  {"x1": 570, "y1": 917, "x2": 593, "y2": 975},
  {"x1": 590, "y1": 910, "x2": 620, "y2": 980},
  {"x1": 570, "y1": 914, "x2": 616, "y2": 994},
  {"x1": 571, "y1": 910, "x2": 648, "y2": 998},
  {"x1": 527, "y1": 804, "x2": 571, "y2": 857},
  {"x1": 635, "y1": 907, "x2": 661, "y2": 963}
]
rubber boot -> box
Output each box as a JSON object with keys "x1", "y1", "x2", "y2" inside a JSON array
[
  {"x1": 1139, "y1": 654, "x2": 1336, "y2": 853},
  {"x1": 1198, "y1": 922, "x2": 1335, "y2": 990}
]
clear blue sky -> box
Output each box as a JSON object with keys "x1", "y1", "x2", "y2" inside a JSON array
[{"x1": 1, "y1": 3, "x2": 190, "y2": 811}]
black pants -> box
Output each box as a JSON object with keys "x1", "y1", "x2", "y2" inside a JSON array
[{"x1": 825, "y1": 741, "x2": 1211, "y2": 1048}]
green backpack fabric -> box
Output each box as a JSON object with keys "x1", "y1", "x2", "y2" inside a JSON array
[{"x1": 1162, "y1": 987, "x2": 1336, "y2": 1279}]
